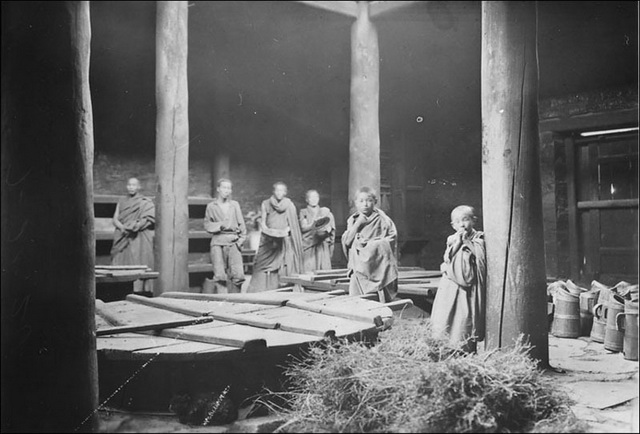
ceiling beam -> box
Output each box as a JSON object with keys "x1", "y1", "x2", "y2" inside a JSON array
[
  {"x1": 369, "y1": 1, "x2": 419, "y2": 18},
  {"x1": 296, "y1": 1, "x2": 358, "y2": 18}
]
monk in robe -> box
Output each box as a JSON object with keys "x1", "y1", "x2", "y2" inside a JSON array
[
  {"x1": 299, "y1": 189, "x2": 335, "y2": 272},
  {"x1": 204, "y1": 178, "x2": 247, "y2": 293},
  {"x1": 111, "y1": 177, "x2": 155, "y2": 292},
  {"x1": 342, "y1": 187, "x2": 398, "y2": 303},
  {"x1": 430, "y1": 205, "x2": 486, "y2": 353},
  {"x1": 248, "y1": 182, "x2": 303, "y2": 292}
]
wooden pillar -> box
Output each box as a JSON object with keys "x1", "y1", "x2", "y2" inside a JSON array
[
  {"x1": 155, "y1": 1, "x2": 189, "y2": 295},
  {"x1": 481, "y1": 1, "x2": 549, "y2": 364},
  {"x1": 212, "y1": 151, "x2": 230, "y2": 188},
  {"x1": 348, "y1": 1, "x2": 380, "y2": 206},
  {"x1": 1, "y1": 2, "x2": 99, "y2": 431}
]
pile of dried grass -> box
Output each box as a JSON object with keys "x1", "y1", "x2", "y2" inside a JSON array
[{"x1": 267, "y1": 320, "x2": 585, "y2": 433}]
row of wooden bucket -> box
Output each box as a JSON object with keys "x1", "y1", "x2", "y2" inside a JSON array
[{"x1": 548, "y1": 279, "x2": 639, "y2": 361}]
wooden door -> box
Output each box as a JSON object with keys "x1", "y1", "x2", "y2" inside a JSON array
[{"x1": 567, "y1": 131, "x2": 638, "y2": 285}]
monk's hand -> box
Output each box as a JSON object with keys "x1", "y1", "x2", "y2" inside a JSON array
[{"x1": 355, "y1": 214, "x2": 368, "y2": 228}]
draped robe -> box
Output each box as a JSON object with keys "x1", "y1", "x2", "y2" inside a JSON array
[
  {"x1": 299, "y1": 205, "x2": 335, "y2": 272},
  {"x1": 247, "y1": 197, "x2": 303, "y2": 292},
  {"x1": 110, "y1": 194, "x2": 155, "y2": 272},
  {"x1": 342, "y1": 208, "x2": 398, "y2": 302},
  {"x1": 430, "y1": 229, "x2": 486, "y2": 350}
]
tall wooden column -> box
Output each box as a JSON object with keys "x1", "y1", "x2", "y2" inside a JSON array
[
  {"x1": 481, "y1": 2, "x2": 549, "y2": 364},
  {"x1": 1, "y1": 2, "x2": 99, "y2": 431},
  {"x1": 348, "y1": 1, "x2": 380, "y2": 205},
  {"x1": 155, "y1": 1, "x2": 190, "y2": 295},
  {"x1": 212, "y1": 151, "x2": 230, "y2": 186}
]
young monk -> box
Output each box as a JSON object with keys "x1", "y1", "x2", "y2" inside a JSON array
[
  {"x1": 299, "y1": 189, "x2": 335, "y2": 272},
  {"x1": 247, "y1": 182, "x2": 303, "y2": 292},
  {"x1": 342, "y1": 187, "x2": 398, "y2": 303},
  {"x1": 111, "y1": 177, "x2": 155, "y2": 292},
  {"x1": 204, "y1": 178, "x2": 247, "y2": 293},
  {"x1": 430, "y1": 205, "x2": 486, "y2": 352}
]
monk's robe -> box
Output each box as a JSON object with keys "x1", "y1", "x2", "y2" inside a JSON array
[
  {"x1": 111, "y1": 194, "x2": 155, "y2": 292},
  {"x1": 430, "y1": 229, "x2": 486, "y2": 352},
  {"x1": 299, "y1": 205, "x2": 335, "y2": 272},
  {"x1": 247, "y1": 196, "x2": 303, "y2": 292},
  {"x1": 204, "y1": 198, "x2": 247, "y2": 293},
  {"x1": 342, "y1": 208, "x2": 398, "y2": 303}
]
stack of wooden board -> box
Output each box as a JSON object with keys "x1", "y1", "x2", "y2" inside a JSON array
[
  {"x1": 281, "y1": 266, "x2": 442, "y2": 300},
  {"x1": 95, "y1": 265, "x2": 158, "y2": 283}
]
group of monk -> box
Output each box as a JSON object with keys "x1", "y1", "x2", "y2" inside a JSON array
[{"x1": 111, "y1": 177, "x2": 486, "y2": 352}]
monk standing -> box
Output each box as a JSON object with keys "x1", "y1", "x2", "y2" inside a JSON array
[
  {"x1": 111, "y1": 177, "x2": 155, "y2": 292},
  {"x1": 342, "y1": 187, "x2": 398, "y2": 303},
  {"x1": 248, "y1": 182, "x2": 303, "y2": 292},
  {"x1": 204, "y1": 178, "x2": 247, "y2": 293},
  {"x1": 430, "y1": 205, "x2": 486, "y2": 353},
  {"x1": 299, "y1": 189, "x2": 335, "y2": 272}
]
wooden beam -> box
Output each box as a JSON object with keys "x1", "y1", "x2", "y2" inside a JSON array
[
  {"x1": 565, "y1": 136, "x2": 581, "y2": 279},
  {"x1": 1, "y1": 2, "x2": 98, "y2": 431},
  {"x1": 297, "y1": 1, "x2": 358, "y2": 18},
  {"x1": 577, "y1": 199, "x2": 639, "y2": 209},
  {"x1": 369, "y1": 1, "x2": 418, "y2": 17},
  {"x1": 481, "y1": 2, "x2": 549, "y2": 364},
  {"x1": 539, "y1": 108, "x2": 638, "y2": 133},
  {"x1": 349, "y1": 1, "x2": 381, "y2": 204},
  {"x1": 155, "y1": 1, "x2": 190, "y2": 295}
]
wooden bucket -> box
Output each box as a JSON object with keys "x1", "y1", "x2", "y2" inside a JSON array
[
  {"x1": 579, "y1": 290, "x2": 599, "y2": 337},
  {"x1": 590, "y1": 282, "x2": 612, "y2": 343},
  {"x1": 551, "y1": 288, "x2": 580, "y2": 338},
  {"x1": 617, "y1": 299, "x2": 639, "y2": 361},
  {"x1": 604, "y1": 294, "x2": 626, "y2": 352}
]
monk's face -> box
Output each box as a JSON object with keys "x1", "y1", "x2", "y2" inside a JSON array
[
  {"x1": 127, "y1": 178, "x2": 140, "y2": 196},
  {"x1": 355, "y1": 192, "x2": 376, "y2": 216},
  {"x1": 452, "y1": 213, "x2": 475, "y2": 234},
  {"x1": 217, "y1": 181, "x2": 232, "y2": 199},
  {"x1": 274, "y1": 184, "x2": 287, "y2": 200},
  {"x1": 306, "y1": 191, "x2": 319, "y2": 207}
]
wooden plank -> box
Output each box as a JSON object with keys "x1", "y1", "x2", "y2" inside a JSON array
[
  {"x1": 565, "y1": 136, "x2": 581, "y2": 279},
  {"x1": 96, "y1": 265, "x2": 150, "y2": 270},
  {"x1": 539, "y1": 108, "x2": 638, "y2": 133},
  {"x1": 280, "y1": 276, "x2": 350, "y2": 292},
  {"x1": 95, "y1": 300, "x2": 191, "y2": 327},
  {"x1": 587, "y1": 142, "x2": 601, "y2": 282},
  {"x1": 397, "y1": 284, "x2": 438, "y2": 298},
  {"x1": 158, "y1": 322, "x2": 323, "y2": 349},
  {"x1": 384, "y1": 299, "x2": 414, "y2": 311},
  {"x1": 160, "y1": 291, "x2": 319, "y2": 306},
  {"x1": 286, "y1": 299, "x2": 383, "y2": 326},
  {"x1": 97, "y1": 334, "x2": 189, "y2": 353},
  {"x1": 97, "y1": 317, "x2": 214, "y2": 336},
  {"x1": 125, "y1": 294, "x2": 280, "y2": 329},
  {"x1": 577, "y1": 199, "x2": 639, "y2": 209}
]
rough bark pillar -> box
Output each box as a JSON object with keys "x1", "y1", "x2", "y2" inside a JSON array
[
  {"x1": 481, "y1": 1, "x2": 549, "y2": 365},
  {"x1": 348, "y1": 1, "x2": 380, "y2": 206},
  {"x1": 155, "y1": 1, "x2": 189, "y2": 295},
  {"x1": 212, "y1": 152, "x2": 231, "y2": 188},
  {"x1": 1, "y1": 2, "x2": 99, "y2": 431}
]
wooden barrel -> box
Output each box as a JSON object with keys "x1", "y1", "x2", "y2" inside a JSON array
[
  {"x1": 590, "y1": 282, "x2": 612, "y2": 343},
  {"x1": 617, "y1": 299, "x2": 639, "y2": 361},
  {"x1": 604, "y1": 294, "x2": 626, "y2": 352},
  {"x1": 579, "y1": 290, "x2": 599, "y2": 337},
  {"x1": 551, "y1": 288, "x2": 580, "y2": 338}
]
